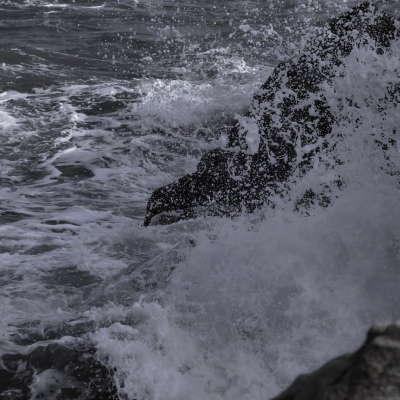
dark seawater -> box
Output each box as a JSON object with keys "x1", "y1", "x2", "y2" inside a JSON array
[{"x1": 1, "y1": 0, "x2": 400, "y2": 399}]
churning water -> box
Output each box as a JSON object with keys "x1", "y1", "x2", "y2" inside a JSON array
[{"x1": 1, "y1": 0, "x2": 400, "y2": 399}]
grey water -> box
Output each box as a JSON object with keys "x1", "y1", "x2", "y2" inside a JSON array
[{"x1": 1, "y1": 0, "x2": 400, "y2": 399}]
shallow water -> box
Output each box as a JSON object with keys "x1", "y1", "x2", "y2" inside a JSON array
[{"x1": 1, "y1": 0, "x2": 400, "y2": 399}]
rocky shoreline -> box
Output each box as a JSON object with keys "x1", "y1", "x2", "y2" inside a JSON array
[{"x1": 271, "y1": 323, "x2": 400, "y2": 400}]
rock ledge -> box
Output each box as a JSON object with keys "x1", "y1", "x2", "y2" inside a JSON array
[{"x1": 271, "y1": 323, "x2": 400, "y2": 400}]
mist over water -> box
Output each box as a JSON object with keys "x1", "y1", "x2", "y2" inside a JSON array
[{"x1": 1, "y1": 0, "x2": 400, "y2": 399}]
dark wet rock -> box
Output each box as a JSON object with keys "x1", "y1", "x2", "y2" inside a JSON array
[
  {"x1": 0, "y1": 342, "x2": 117, "y2": 400},
  {"x1": 144, "y1": 2, "x2": 399, "y2": 226},
  {"x1": 270, "y1": 323, "x2": 400, "y2": 400},
  {"x1": 55, "y1": 164, "x2": 95, "y2": 181},
  {"x1": 0, "y1": 210, "x2": 32, "y2": 224}
]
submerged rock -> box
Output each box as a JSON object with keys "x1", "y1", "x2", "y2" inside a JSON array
[
  {"x1": 144, "y1": 2, "x2": 399, "y2": 226},
  {"x1": 270, "y1": 323, "x2": 400, "y2": 400},
  {"x1": 0, "y1": 340, "x2": 117, "y2": 399}
]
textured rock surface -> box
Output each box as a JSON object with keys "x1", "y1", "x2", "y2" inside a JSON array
[
  {"x1": 144, "y1": 2, "x2": 399, "y2": 226},
  {"x1": 270, "y1": 323, "x2": 400, "y2": 400},
  {"x1": 0, "y1": 341, "x2": 117, "y2": 399}
]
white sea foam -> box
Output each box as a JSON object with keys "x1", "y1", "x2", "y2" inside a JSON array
[
  {"x1": 0, "y1": 53, "x2": 268, "y2": 340},
  {"x1": 86, "y1": 34, "x2": 400, "y2": 400},
  {"x1": 90, "y1": 179, "x2": 400, "y2": 399},
  {"x1": 1, "y1": 2, "x2": 400, "y2": 399},
  {"x1": 0, "y1": 110, "x2": 17, "y2": 129}
]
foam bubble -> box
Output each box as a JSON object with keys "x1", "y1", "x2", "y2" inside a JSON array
[{"x1": 0, "y1": 110, "x2": 17, "y2": 129}]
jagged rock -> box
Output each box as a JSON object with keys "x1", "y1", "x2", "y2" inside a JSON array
[
  {"x1": 0, "y1": 341, "x2": 117, "y2": 399},
  {"x1": 144, "y1": 2, "x2": 399, "y2": 226},
  {"x1": 270, "y1": 323, "x2": 400, "y2": 400}
]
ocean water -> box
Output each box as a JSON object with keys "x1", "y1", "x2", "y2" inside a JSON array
[{"x1": 1, "y1": 0, "x2": 400, "y2": 399}]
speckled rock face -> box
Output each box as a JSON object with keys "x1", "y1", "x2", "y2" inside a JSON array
[
  {"x1": 271, "y1": 323, "x2": 400, "y2": 400},
  {"x1": 144, "y1": 2, "x2": 399, "y2": 226}
]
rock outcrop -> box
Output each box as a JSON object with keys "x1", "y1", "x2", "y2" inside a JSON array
[
  {"x1": 0, "y1": 340, "x2": 117, "y2": 399},
  {"x1": 144, "y1": 2, "x2": 399, "y2": 226},
  {"x1": 270, "y1": 323, "x2": 400, "y2": 400}
]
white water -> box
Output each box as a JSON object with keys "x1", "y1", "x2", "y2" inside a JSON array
[
  {"x1": 90, "y1": 34, "x2": 400, "y2": 400},
  {"x1": 1, "y1": 1, "x2": 400, "y2": 399}
]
